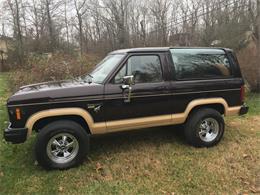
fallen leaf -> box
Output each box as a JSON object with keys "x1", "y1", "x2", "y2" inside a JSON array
[
  {"x1": 144, "y1": 170, "x2": 150, "y2": 176},
  {"x1": 249, "y1": 186, "x2": 257, "y2": 193},
  {"x1": 96, "y1": 162, "x2": 103, "y2": 172},
  {"x1": 58, "y1": 186, "x2": 63, "y2": 192},
  {"x1": 0, "y1": 172, "x2": 4, "y2": 177},
  {"x1": 159, "y1": 189, "x2": 167, "y2": 194}
]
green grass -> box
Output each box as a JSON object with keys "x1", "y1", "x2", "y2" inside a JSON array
[
  {"x1": 0, "y1": 74, "x2": 259, "y2": 194},
  {"x1": 246, "y1": 93, "x2": 260, "y2": 115}
]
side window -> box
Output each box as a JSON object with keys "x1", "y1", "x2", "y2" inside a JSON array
[
  {"x1": 170, "y1": 49, "x2": 232, "y2": 80},
  {"x1": 113, "y1": 55, "x2": 163, "y2": 84}
]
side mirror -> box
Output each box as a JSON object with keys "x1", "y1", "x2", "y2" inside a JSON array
[
  {"x1": 121, "y1": 75, "x2": 134, "y2": 103},
  {"x1": 123, "y1": 75, "x2": 134, "y2": 86}
]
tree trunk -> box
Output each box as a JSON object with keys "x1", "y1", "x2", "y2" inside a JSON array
[
  {"x1": 0, "y1": 52, "x2": 3, "y2": 72},
  {"x1": 256, "y1": 0, "x2": 260, "y2": 91},
  {"x1": 14, "y1": 0, "x2": 24, "y2": 65},
  {"x1": 140, "y1": 20, "x2": 146, "y2": 46},
  {"x1": 79, "y1": 15, "x2": 83, "y2": 56},
  {"x1": 257, "y1": 0, "x2": 260, "y2": 50},
  {"x1": 32, "y1": 0, "x2": 40, "y2": 42},
  {"x1": 64, "y1": 0, "x2": 70, "y2": 51},
  {"x1": 46, "y1": 0, "x2": 54, "y2": 52}
]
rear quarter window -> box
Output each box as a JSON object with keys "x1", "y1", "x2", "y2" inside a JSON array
[{"x1": 170, "y1": 49, "x2": 232, "y2": 80}]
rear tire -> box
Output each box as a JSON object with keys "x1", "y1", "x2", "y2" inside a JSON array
[
  {"x1": 184, "y1": 108, "x2": 224, "y2": 147},
  {"x1": 35, "y1": 120, "x2": 89, "y2": 170}
]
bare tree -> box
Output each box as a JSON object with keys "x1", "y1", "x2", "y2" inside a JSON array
[
  {"x1": 150, "y1": 0, "x2": 170, "y2": 46},
  {"x1": 257, "y1": 0, "x2": 260, "y2": 51},
  {"x1": 256, "y1": 0, "x2": 260, "y2": 90},
  {"x1": 73, "y1": 0, "x2": 88, "y2": 56},
  {"x1": 103, "y1": 0, "x2": 130, "y2": 48},
  {"x1": 43, "y1": 0, "x2": 63, "y2": 52},
  {"x1": 7, "y1": 0, "x2": 24, "y2": 64},
  {"x1": 64, "y1": 0, "x2": 70, "y2": 50},
  {"x1": 46, "y1": 0, "x2": 54, "y2": 51}
]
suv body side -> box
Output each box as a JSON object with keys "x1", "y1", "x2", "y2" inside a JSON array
[{"x1": 4, "y1": 47, "x2": 247, "y2": 144}]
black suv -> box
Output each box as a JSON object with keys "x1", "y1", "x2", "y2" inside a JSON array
[{"x1": 4, "y1": 47, "x2": 248, "y2": 169}]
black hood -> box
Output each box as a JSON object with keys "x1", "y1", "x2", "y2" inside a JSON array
[{"x1": 7, "y1": 79, "x2": 104, "y2": 106}]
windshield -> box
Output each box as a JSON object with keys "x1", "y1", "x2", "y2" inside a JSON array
[{"x1": 86, "y1": 54, "x2": 125, "y2": 84}]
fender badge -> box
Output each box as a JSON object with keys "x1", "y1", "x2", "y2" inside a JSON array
[
  {"x1": 88, "y1": 104, "x2": 102, "y2": 113},
  {"x1": 94, "y1": 105, "x2": 101, "y2": 113}
]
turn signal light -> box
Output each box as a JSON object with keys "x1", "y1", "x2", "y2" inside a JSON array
[{"x1": 16, "y1": 108, "x2": 21, "y2": 120}]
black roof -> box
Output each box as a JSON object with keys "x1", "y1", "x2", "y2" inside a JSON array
[{"x1": 110, "y1": 47, "x2": 232, "y2": 54}]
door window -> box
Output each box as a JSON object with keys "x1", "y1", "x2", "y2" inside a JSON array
[{"x1": 113, "y1": 55, "x2": 163, "y2": 84}]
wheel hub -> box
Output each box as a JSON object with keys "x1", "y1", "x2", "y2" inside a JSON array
[
  {"x1": 198, "y1": 118, "x2": 219, "y2": 142},
  {"x1": 46, "y1": 133, "x2": 79, "y2": 164}
]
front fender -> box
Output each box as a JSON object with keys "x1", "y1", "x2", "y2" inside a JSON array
[{"x1": 25, "y1": 108, "x2": 106, "y2": 137}]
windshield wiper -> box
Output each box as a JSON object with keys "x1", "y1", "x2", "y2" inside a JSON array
[
  {"x1": 83, "y1": 73, "x2": 93, "y2": 84},
  {"x1": 86, "y1": 73, "x2": 93, "y2": 78},
  {"x1": 74, "y1": 73, "x2": 93, "y2": 84}
]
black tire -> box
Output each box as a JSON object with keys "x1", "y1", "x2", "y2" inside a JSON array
[
  {"x1": 35, "y1": 120, "x2": 90, "y2": 170},
  {"x1": 184, "y1": 108, "x2": 224, "y2": 147}
]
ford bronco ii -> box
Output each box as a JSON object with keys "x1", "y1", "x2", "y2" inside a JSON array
[{"x1": 4, "y1": 47, "x2": 248, "y2": 169}]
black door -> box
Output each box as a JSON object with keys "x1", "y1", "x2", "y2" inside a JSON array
[{"x1": 104, "y1": 53, "x2": 173, "y2": 131}]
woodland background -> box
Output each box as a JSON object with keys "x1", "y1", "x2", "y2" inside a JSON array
[{"x1": 0, "y1": 0, "x2": 259, "y2": 91}]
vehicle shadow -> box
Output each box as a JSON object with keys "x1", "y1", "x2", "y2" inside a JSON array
[
  {"x1": 0, "y1": 125, "x2": 188, "y2": 173},
  {"x1": 90, "y1": 125, "x2": 187, "y2": 156}
]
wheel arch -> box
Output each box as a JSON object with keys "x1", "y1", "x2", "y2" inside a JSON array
[
  {"x1": 32, "y1": 115, "x2": 91, "y2": 134},
  {"x1": 25, "y1": 108, "x2": 106, "y2": 137},
  {"x1": 189, "y1": 103, "x2": 225, "y2": 115},
  {"x1": 181, "y1": 98, "x2": 240, "y2": 123}
]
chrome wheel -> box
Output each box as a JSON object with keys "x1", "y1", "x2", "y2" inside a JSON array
[
  {"x1": 47, "y1": 133, "x2": 79, "y2": 164},
  {"x1": 198, "y1": 118, "x2": 219, "y2": 142}
]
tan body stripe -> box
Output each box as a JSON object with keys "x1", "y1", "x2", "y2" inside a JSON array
[
  {"x1": 25, "y1": 98, "x2": 241, "y2": 137},
  {"x1": 106, "y1": 114, "x2": 172, "y2": 132}
]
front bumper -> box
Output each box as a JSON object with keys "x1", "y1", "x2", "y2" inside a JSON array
[
  {"x1": 239, "y1": 104, "x2": 249, "y2": 115},
  {"x1": 4, "y1": 123, "x2": 28, "y2": 144}
]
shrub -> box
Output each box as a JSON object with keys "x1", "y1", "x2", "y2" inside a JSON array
[
  {"x1": 9, "y1": 52, "x2": 101, "y2": 92},
  {"x1": 237, "y1": 46, "x2": 260, "y2": 92}
]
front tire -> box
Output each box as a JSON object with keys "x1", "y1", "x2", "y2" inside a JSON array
[
  {"x1": 184, "y1": 108, "x2": 224, "y2": 147},
  {"x1": 35, "y1": 120, "x2": 89, "y2": 170}
]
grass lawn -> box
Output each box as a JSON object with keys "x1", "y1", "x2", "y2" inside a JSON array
[{"x1": 0, "y1": 73, "x2": 259, "y2": 194}]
